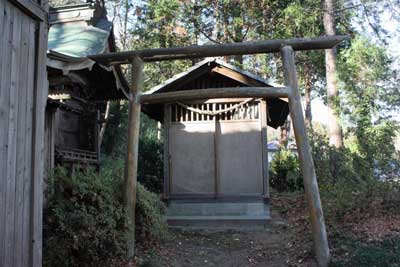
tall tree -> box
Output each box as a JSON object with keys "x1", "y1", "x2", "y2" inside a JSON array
[
  {"x1": 339, "y1": 35, "x2": 399, "y2": 178},
  {"x1": 323, "y1": 0, "x2": 344, "y2": 148},
  {"x1": 277, "y1": 0, "x2": 325, "y2": 128}
]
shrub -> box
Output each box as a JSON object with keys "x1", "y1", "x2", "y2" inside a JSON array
[
  {"x1": 269, "y1": 149, "x2": 302, "y2": 192},
  {"x1": 136, "y1": 183, "x2": 168, "y2": 247},
  {"x1": 331, "y1": 237, "x2": 400, "y2": 267},
  {"x1": 382, "y1": 181, "x2": 400, "y2": 213},
  {"x1": 307, "y1": 131, "x2": 400, "y2": 219},
  {"x1": 309, "y1": 132, "x2": 362, "y2": 191},
  {"x1": 43, "y1": 167, "x2": 126, "y2": 267},
  {"x1": 101, "y1": 109, "x2": 164, "y2": 194},
  {"x1": 269, "y1": 129, "x2": 399, "y2": 220},
  {"x1": 44, "y1": 165, "x2": 168, "y2": 267},
  {"x1": 138, "y1": 136, "x2": 164, "y2": 194}
]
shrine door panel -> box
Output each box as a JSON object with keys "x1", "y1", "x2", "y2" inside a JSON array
[{"x1": 169, "y1": 122, "x2": 215, "y2": 195}]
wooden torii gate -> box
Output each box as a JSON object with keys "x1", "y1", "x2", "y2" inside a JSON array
[{"x1": 90, "y1": 36, "x2": 347, "y2": 267}]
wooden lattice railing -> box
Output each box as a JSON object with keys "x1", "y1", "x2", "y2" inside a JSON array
[{"x1": 56, "y1": 148, "x2": 98, "y2": 164}]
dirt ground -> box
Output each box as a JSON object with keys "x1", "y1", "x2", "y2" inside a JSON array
[
  {"x1": 124, "y1": 193, "x2": 400, "y2": 267},
  {"x1": 155, "y1": 228, "x2": 290, "y2": 266},
  {"x1": 133, "y1": 211, "x2": 317, "y2": 267}
]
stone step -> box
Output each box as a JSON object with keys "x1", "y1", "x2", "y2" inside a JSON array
[
  {"x1": 165, "y1": 202, "x2": 271, "y2": 228},
  {"x1": 166, "y1": 215, "x2": 271, "y2": 229},
  {"x1": 166, "y1": 202, "x2": 270, "y2": 217}
]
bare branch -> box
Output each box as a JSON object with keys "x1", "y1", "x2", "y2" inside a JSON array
[
  {"x1": 241, "y1": 24, "x2": 251, "y2": 42},
  {"x1": 194, "y1": 24, "x2": 222, "y2": 44},
  {"x1": 361, "y1": 2, "x2": 388, "y2": 45}
]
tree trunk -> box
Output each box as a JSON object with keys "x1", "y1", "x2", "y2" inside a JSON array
[
  {"x1": 122, "y1": 0, "x2": 129, "y2": 50},
  {"x1": 304, "y1": 65, "x2": 312, "y2": 128},
  {"x1": 279, "y1": 119, "x2": 290, "y2": 149},
  {"x1": 222, "y1": 9, "x2": 230, "y2": 62},
  {"x1": 99, "y1": 101, "x2": 111, "y2": 146},
  {"x1": 323, "y1": 0, "x2": 343, "y2": 148}
]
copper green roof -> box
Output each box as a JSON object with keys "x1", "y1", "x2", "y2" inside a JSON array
[
  {"x1": 48, "y1": 19, "x2": 112, "y2": 59},
  {"x1": 46, "y1": 4, "x2": 129, "y2": 100}
]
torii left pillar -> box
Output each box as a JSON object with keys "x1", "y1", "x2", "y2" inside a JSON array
[{"x1": 124, "y1": 56, "x2": 144, "y2": 258}]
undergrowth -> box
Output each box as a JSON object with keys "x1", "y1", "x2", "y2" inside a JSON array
[
  {"x1": 271, "y1": 129, "x2": 400, "y2": 266},
  {"x1": 331, "y1": 236, "x2": 400, "y2": 267},
  {"x1": 43, "y1": 165, "x2": 168, "y2": 267}
]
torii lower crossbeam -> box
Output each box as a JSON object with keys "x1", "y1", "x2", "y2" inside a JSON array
[
  {"x1": 140, "y1": 87, "x2": 290, "y2": 104},
  {"x1": 93, "y1": 36, "x2": 347, "y2": 267}
]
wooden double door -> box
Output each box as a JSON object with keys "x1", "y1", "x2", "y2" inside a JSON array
[{"x1": 167, "y1": 99, "x2": 268, "y2": 198}]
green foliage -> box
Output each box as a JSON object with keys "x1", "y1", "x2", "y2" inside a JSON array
[
  {"x1": 102, "y1": 101, "x2": 129, "y2": 158},
  {"x1": 138, "y1": 135, "x2": 164, "y2": 193},
  {"x1": 43, "y1": 167, "x2": 126, "y2": 267},
  {"x1": 136, "y1": 183, "x2": 168, "y2": 246},
  {"x1": 309, "y1": 131, "x2": 363, "y2": 188},
  {"x1": 338, "y1": 36, "x2": 399, "y2": 172},
  {"x1": 43, "y1": 165, "x2": 168, "y2": 267},
  {"x1": 331, "y1": 237, "x2": 400, "y2": 267},
  {"x1": 270, "y1": 127, "x2": 400, "y2": 219},
  {"x1": 102, "y1": 107, "x2": 164, "y2": 193},
  {"x1": 279, "y1": 0, "x2": 323, "y2": 37},
  {"x1": 382, "y1": 181, "x2": 400, "y2": 212},
  {"x1": 269, "y1": 149, "x2": 302, "y2": 192},
  {"x1": 322, "y1": 177, "x2": 400, "y2": 220},
  {"x1": 368, "y1": 121, "x2": 400, "y2": 180},
  {"x1": 308, "y1": 130, "x2": 400, "y2": 219}
]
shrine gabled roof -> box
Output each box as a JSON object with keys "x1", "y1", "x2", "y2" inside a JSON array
[
  {"x1": 142, "y1": 58, "x2": 289, "y2": 128},
  {"x1": 47, "y1": 3, "x2": 111, "y2": 70},
  {"x1": 48, "y1": 19, "x2": 112, "y2": 60},
  {"x1": 145, "y1": 58, "x2": 280, "y2": 95},
  {"x1": 46, "y1": 3, "x2": 128, "y2": 100}
]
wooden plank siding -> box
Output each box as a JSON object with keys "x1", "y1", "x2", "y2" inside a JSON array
[
  {"x1": 0, "y1": 2, "x2": 12, "y2": 265},
  {"x1": 260, "y1": 100, "x2": 269, "y2": 199},
  {"x1": 32, "y1": 17, "x2": 49, "y2": 267},
  {"x1": 163, "y1": 70, "x2": 270, "y2": 200},
  {"x1": 0, "y1": 0, "x2": 48, "y2": 266},
  {"x1": 163, "y1": 105, "x2": 171, "y2": 199}
]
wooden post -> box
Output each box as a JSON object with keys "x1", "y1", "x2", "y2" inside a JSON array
[
  {"x1": 124, "y1": 56, "x2": 144, "y2": 258},
  {"x1": 281, "y1": 46, "x2": 330, "y2": 266},
  {"x1": 163, "y1": 104, "x2": 171, "y2": 199},
  {"x1": 260, "y1": 100, "x2": 269, "y2": 199}
]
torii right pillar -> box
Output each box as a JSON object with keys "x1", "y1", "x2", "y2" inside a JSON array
[{"x1": 281, "y1": 46, "x2": 330, "y2": 267}]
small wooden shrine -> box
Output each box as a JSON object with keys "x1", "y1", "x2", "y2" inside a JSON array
[
  {"x1": 143, "y1": 59, "x2": 289, "y2": 204},
  {"x1": 44, "y1": 3, "x2": 128, "y2": 172},
  {"x1": 90, "y1": 35, "x2": 347, "y2": 265}
]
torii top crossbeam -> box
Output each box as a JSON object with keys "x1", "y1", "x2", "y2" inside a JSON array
[
  {"x1": 89, "y1": 35, "x2": 347, "y2": 65},
  {"x1": 92, "y1": 35, "x2": 347, "y2": 267}
]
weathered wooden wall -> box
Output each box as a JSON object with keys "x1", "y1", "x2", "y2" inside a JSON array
[
  {"x1": 46, "y1": 100, "x2": 100, "y2": 167},
  {"x1": 167, "y1": 100, "x2": 266, "y2": 198},
  {"x1": 164, "y1": 73, "x2": 269, "y2": 200},
  {"x1": 0, "y1": 0, "x2": 48, "y2": 266},
  {"x1": 55, "y1": 108, "x2": 82, "y2": 149}
]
